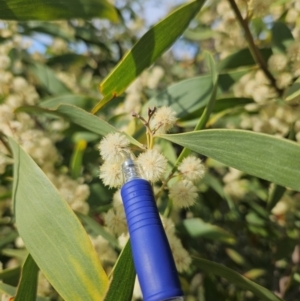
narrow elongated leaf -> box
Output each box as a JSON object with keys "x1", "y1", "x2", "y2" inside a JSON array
[
  {"x1": 284, "y1": 76, "x2": 300, "y2": 104},
  {"x1": 144, "y1": 72, "x2": 252, "y2": 123},
  {"x1": 104, "y1": 241, "x2": 135, "y2": 301},
  {"x1": 243, "y1": 269, "x2": 266, "y2": 280},
  {"x1": 93, "y1": 0, "x2": 205, "y2": 112},
  {"x1": 184, "y1": 26, "x2": 220, "y2": 41},
  {"x1": 9, "y1": 138, "x2": 109, "y2": 301},
  {"x1": 271, "y1": 22, "x2": 294, "y2": 53},
  {"x1": 2, "y1": 249, "x2": 28, "y2": 260},
  {"x1": 0, "y1": 0, "x2": 119, "y2": 21},
  {"x1": 160, "y1": 129, "x2": 300, "y2": 191},
  {"x1": 183, "y1": 218, "x2": 235, "y2": 244},
  {"x1": 218, "y1": 68, "x2": 251, "y2": 92},
  {"x1": 193, "y1": 257, "x2": 283, "y2": 301},
  {"x1": 55, "y1": 105, "x2": 143, "y2": 148},
  {"x1": 0, "y1": 266, "x2": 21, "y2": 286},
  {"x1": 15, "y1": 255, "x2": 39, "y2": 301},
  {"x1": 40, "y1": 94, "x2": 95, "y2": 110},
  {"x1": 143, "y1": 75, "x2": 213, "y2": 119},
  {"x1": 47, "y1": 53, "x2": 87, "y2": 67},
  {"x1": 29, "y1": 63, "x2": 70, "y2": 95},
  {"x1": 76, "y1": 213, "x2": 119, "y2": 248},
  {"x1": 21, "y1": 22, "x2": 73, "y2": 41},
  {"x1": 70, "y1": 139, "x2": 87, "y2": 179},
  {"x1": 0, "y1": 230, "x2": 18, "y2": 249},
  {"x1": 16, "y1": 104, "x2": 143, "y2": 148},
  {"x1": 202, "y1": 173, "x2": 236, "y2": 211},
  {"x1": 168, "y1": 53, "x2": 217, "y2": 173},
  {"x1": 225, "y1": 248, "x2": 245, "y2": 266},
  {"x1": 194, "y1": 52, "x2": 218, "y2": 130},
  {"x1": 267, "y1": 184, "x2": 286, "y2": 211},
  {"x1": 218, "y1": 48, "x2": 272, "y2": 71},
  {"x1": 0, "y1": 282, "x2": 49, "y2": 301}
]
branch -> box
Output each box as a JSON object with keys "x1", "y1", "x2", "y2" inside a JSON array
[{"x1": 227, "y1": 0, "x2": 283, "y2": 96}]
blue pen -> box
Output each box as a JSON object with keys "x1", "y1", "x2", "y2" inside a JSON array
[{"x1": 120, "y1": 157, "x2": 184, "y2": 301}]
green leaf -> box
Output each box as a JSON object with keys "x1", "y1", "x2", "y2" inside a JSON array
[
  {"x1": 271, "y1": 22, "x2": 294, "y2": 53},
  {"x1": 2, "y1": 249, "x2": 28, "y2": 260},
  {"x1": 55, "y1": 105, "x2": 143, "y2": 148},
  {"x1": 9, "y1": 137, "x2": 109, "y2": 301},
  {"x1": 29, "y1": 63, "x2": 70, "y2": 95},
  {"x1": 267, "y1": 184, "x2": 286, "y2": 211},
  {"x1": 0, "y1": 230, "x2": 18, "y2": 249},
  {"x1": 284, "y1": 76, "x2": 300, "y2": 104},
  {"x1": 144, "y1": 72, "x2": 252, "y2": 123},
  {"x1": 21, "y1": 22, "x2": 74, "y2": 41},
  {"x1": 70, "y1": 139, "x2": 86, "y2": 179},
  {"x1": 243, "y1": 269, "x2": 266, "y2": 280},
  {"x1": 104, "y1": 241, "x2": 135, "y2": 301},
  {"x1": 218, "y1": 68, "x2": 252, "y2": 92},
  {"x1": 143, "y1": 75, "x2": 213, "y2": 120},
  {"x1": 0, "y1": 0, "x2": 119, "y2": 21},
  {"x1": 184, "y1": 26, "x2": 220, "y2": 41},
  {"x1": 40, "y1": 94, "x2": 96, "y2": 110},
  {"x1": 160, "y1": 129, "x2": 300, "y2": 191},
  {"x1": 0, "y1": 282, "x2": 16, "y2": 297},
  {"x1": 14, "y1": 255, "x2": 39, "y2": 301},
  {"x1": 76, "y1": 213, "x2": 119, "y2": 248},
  {"x1": 183, "y1": 218, "x2": 235, "y2": 244},
  {"x1": 92, "y1": 0, "x2": 206, "y2": 112},
  {"x1": 193, "y1": 257, "x2": 283, "y2": 301},
  {"x1": 47, "y1": 53, "x2": 87, "y2": 67},
  {"x1": 16, "y1": 104, "x2": 143, "y2": 148},
  {"x1": 218, "y1": 48, "x2": 272, "y2": 71},
  {"x1": 72, "y1": 132, "x2": 100, "y2": 143},
  {"x1": 0, "y1": 266, "x2": 21, "y2": 286},
  {"x1": 165, "y1": 53, "x2": 218, "y2": 177},
  {"x1": 194, "y1": 52, "x2": 218, "y2": 130},
  {"x1": 201, "y1": 172, "x2": 236, "y2": 211},
  {"x1": 178, "y1": 97, "x2": 253, "y2": 128},
  {"x1": 225, "y1": 248, "x2": 245, "y2": 266},
  {"x1": 0, "y1": 282, "x2": 49, "y2": 301}
]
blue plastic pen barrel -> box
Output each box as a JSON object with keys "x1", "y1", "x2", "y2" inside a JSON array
[{"x1": 121, "y1": 158, "x2": 184, "y2": 301}]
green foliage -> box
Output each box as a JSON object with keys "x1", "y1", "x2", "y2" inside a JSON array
[
  {"x1": 0, "y1": 0, "x2": 300, "y2": 300},
  {"x1": 193, "y1": 257, "x2": 283, "y2": 301},
  {"x1": 0, "y1": 0, "x2": 119, "y2": 21},
  {"x1": 104, "y1": 241, "x2": 135, "y2": 301},
  {"x1": 161, "y1": 129, "x2": 300, "y2": 191},
  {"x1": 9, "y1": 137, "x2": 109, "y2": 300},
  {"x1": 92, "y1": 0, "x2": 206, "y2": 112},
  {"x1": 14, "y1": 255, "x2": 39, "y2": 301}
]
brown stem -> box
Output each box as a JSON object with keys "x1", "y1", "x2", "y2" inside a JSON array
[{"x1": 227, "y1": 0, "x2": 283, "y2": 96}]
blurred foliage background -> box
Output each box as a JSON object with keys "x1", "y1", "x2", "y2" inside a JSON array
[{"x1": 0, "y1": 0, "x2": 300, "y2": 300}]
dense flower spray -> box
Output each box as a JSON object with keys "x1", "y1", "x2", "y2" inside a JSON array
[{"x1": 98, "y1": 105, "x2": 206, "y2": 273}]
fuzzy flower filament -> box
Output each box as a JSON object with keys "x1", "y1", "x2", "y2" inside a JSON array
[
  {"x1": 103, "y1": 205, "x2": 128, "y2": 236},
  {"x1": 136, "y1": 149, "x2": 167, "y2": 182},
  {"x1": 99, "y1": 161, "x2": 123, "y2": 188},
  {"x1": 150, "y1": 106, "x2": 177, "y2": 134},
  {"x1": 98, "y1": 132, "x2": 130, "y2": 163},
  {"x1": 169, "y1": 180, "x2": 198, "y2": 208},
  {"x1": 178, "y1": 156, "x2": 205, "y2": 182}
]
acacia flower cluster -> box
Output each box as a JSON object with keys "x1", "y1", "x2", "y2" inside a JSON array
[
  {"x1": 98, "y1": 132, "x2": 131, "y2": 188},
  {"x1": 150, "y1": 106, "x2": 177, "y2": 134},
  {"x1": 169, "y1": 156, "x2": 206, "y2": 209},
  {"x1": 98, "y1": 107, "x2": 198, "y2": 273},
  {"x1": 136, "y1": 149, "x2": 167, "y2": 182}
]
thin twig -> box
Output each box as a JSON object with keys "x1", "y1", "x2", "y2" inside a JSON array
[{"x1": 227, "y1": 0, "x2": 283, "y2": 96}]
